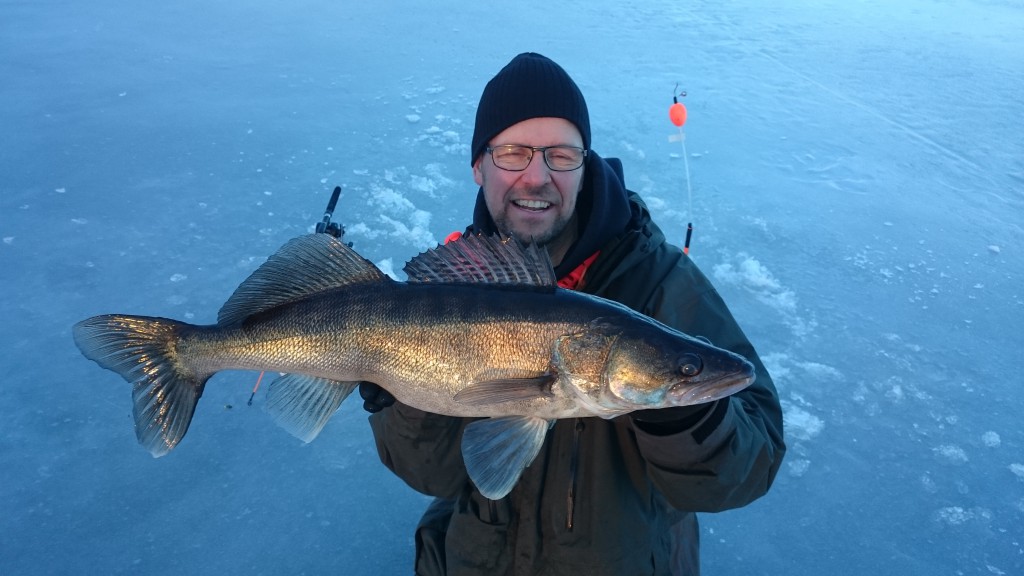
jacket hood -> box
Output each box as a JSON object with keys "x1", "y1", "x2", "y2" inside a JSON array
[
  {"x1": 577, "y1": 191, "x2": 674, "y2": 296},
  {"x1": 468, "y1": 150, "x2": 633, "y2": 279}
]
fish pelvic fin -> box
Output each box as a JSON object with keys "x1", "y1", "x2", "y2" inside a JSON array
[
  {"x1": 73, "y1": 315, "x2": 210, "y2": 457},
  {"x1": 404, "y1": 234, "x2": 557, "y2": 288},
  {"x1": 461, "y1": 416, "x2": 553, "y2": 500},
  {"x1": 218, "y1": 234, "x2": 389, "y2": 327},
  {"x1": 264, "y1": 374, "x2": 359, "y2": 442}
]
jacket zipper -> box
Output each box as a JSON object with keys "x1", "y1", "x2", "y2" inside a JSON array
[
  {"x1": 489, "y1": 497, "x2": 500, "y2": 524},
  {"x1": 560, "y1": 263, "x2": 595, "y2": 533},
  {"x1": 566, "y1": 418, "x2": 584, "y2": 531}
]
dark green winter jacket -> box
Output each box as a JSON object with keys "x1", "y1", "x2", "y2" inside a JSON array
[{"x1": 369, "y1": 154, "x2": 785, "y2": 575}]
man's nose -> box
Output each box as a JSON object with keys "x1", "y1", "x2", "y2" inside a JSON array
[{"x1": 519, "y1": 152, "x2": 552, "y2": 187}]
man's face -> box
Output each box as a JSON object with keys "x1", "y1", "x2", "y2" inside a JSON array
[{"x1": 473, "y1": 117, "x2": 585, "y2": 254}]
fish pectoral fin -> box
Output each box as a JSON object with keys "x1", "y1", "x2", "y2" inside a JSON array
[
  {"x1": 453, "y1": 374, "x2": 557, "y2": 406},
  {"x1": 264, "y1": 374, "x2": 359, "y2": 442},
  {"x1": 461, "y1": 416, "x2": 552, "y2": 500}
]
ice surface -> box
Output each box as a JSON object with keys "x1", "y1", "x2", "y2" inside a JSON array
[{"x1": 2, "y1": 0, "x2": 1022, "y2": 574}]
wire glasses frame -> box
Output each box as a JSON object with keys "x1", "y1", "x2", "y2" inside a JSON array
[{"x1": 485, "y1": 145, "x2": 588, "y2": 172}]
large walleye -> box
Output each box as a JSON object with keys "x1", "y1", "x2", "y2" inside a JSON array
[{"x1": 73, "y1": 233, "x2": 755, "y2": 499}]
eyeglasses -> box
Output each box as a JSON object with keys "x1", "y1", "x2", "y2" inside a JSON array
[{"x1": 485, "y1": 145, "x2": 588, "y2": 172}]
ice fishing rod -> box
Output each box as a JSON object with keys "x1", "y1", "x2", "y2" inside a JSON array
[
  {"x1": 247, "y1": 184, "x2": 348, "y2": 406},
  {"x1": 668, "y1": 84, "x2": 694, "y2": 255},
  {"x1": 315, "y1": 185, "x2": 345, "y2": 239}
]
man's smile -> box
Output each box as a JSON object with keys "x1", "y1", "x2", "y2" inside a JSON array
[{"x1": 512, "y1": 199, "x2": 553, "y2": 211}]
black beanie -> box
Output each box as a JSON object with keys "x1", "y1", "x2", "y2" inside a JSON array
[{"x1": 470, "y1": 53, "x2": 591, "y2": 166}]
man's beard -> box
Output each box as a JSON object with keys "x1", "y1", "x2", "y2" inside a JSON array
[{"x1": 493, "y1": 210, "x2": 572, "y2": 248}]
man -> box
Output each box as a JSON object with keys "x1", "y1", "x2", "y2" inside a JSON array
[{"x1": 361, "y1": 52, "x2": 785, "y2": 575}]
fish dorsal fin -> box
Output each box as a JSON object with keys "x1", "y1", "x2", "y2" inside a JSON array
[
  {"x1": 218, "y1": 234, "x2": 388, "y2": 326},
  {"x1": 403, "y1": 234, "x2": 557, "y2": 287}
]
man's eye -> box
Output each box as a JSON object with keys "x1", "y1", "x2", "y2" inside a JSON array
[{"x1": 496, "y1": 148, "x2": 529, "y2": 159}]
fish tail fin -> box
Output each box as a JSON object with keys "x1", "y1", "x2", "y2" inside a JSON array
[{"x1": 73, "y1": 314, "x2": 211, "y2": 457}]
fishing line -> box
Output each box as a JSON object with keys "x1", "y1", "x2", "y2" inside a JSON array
[
  {"x1": 247, "y1": 371, "x2": 265, "y2": 406},
  {"x1": 668, "y1": 85, "x2": 694, "y2": 254}
]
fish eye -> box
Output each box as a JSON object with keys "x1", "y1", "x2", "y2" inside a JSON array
[{"x1": 679, "y1": 353, "x2": 703, "y2": 377}]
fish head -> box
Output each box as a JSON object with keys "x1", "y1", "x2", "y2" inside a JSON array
[{"x1": 558, "y1": 317, "x2": 756, "y2": 414}]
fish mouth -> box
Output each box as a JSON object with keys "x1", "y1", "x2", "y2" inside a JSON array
[{"x1": 669, "y1": 372, "x2": 756, "y2": 406}]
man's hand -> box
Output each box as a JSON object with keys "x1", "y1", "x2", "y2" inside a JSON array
[{"x1": 359, "y1": 382, "x2": 395, "y2": 413}]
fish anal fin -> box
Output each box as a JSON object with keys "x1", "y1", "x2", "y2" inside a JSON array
[
  {"x1": 264, "y1": 374, "x2": 359, "y2": 442},
  {"x1": 461, "y1": 416, "x2": 552, "y2": 500}
]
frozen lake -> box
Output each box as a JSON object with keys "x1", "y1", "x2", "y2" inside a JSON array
[{"x1": 2, "y1": 0, "x2": 1022, "y2": 574}]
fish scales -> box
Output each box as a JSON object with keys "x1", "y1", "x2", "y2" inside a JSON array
[{"x1": 177, "y1": 281, "x2": 599, "y2": 418}]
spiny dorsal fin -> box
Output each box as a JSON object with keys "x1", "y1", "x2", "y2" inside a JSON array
[
  {"x1": 403, "y1": 234, "x2": 557, "y2": 287},
  {"x1": 218, "y1": 234, "x2": 388, "y2": 326}
]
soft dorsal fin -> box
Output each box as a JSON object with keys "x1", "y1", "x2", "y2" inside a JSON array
[
  {"x1": 403, "y1": 234, "x2": 557, "y2": 287},
  {"x1": 218, "y1": 234, "x2": 388, "y2": 326}
]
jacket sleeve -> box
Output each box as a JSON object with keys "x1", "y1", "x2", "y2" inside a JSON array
[
  {"x1": 368, "y1": 401, "x2": 471, "y2": 498},
  {"x1": 633, "y1": 257, "x2": 786, "y2": 512}
]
